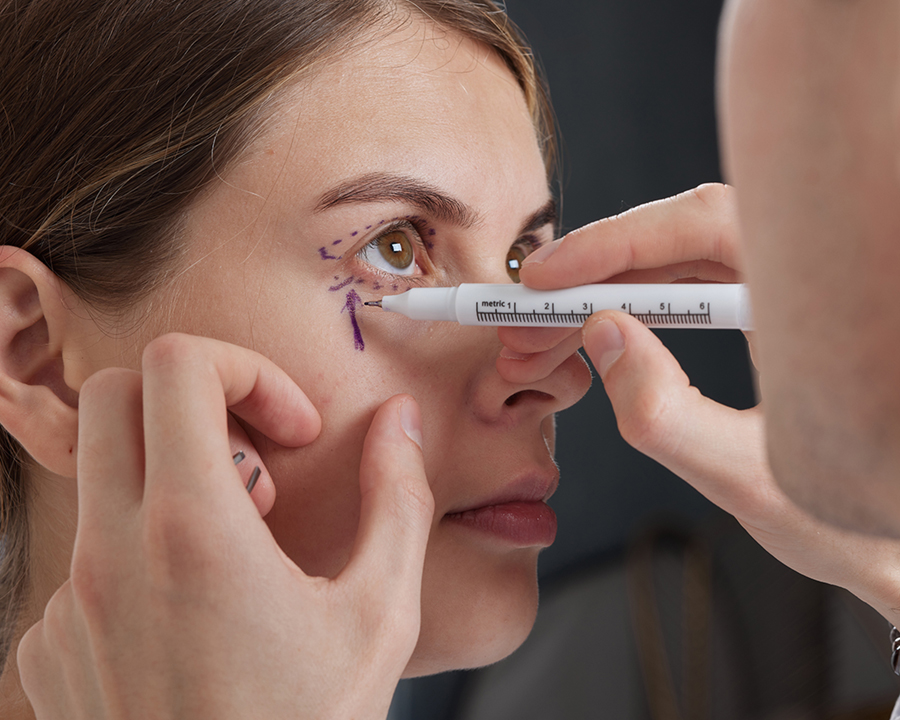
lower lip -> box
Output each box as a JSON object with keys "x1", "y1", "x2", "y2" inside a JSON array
[{"x1": 444, "y1": 501, "x2": 557, "y2": 547}]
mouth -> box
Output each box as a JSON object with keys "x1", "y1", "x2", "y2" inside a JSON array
[{"x1": 442, "y1": 472, "x2": 559, "y2": 547}]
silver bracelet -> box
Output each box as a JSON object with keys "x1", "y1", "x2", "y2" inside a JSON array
[{"x1": 890, "y1": 626, "x2": 900, "y2": 676}]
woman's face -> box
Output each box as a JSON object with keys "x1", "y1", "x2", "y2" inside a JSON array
[{"x1": 94, "y1": 19, "x2": 590, "y2": 674}]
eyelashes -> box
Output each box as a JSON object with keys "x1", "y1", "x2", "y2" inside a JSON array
[{"x1": 354, "y1": 220, "x2": 544, "y2": 282}]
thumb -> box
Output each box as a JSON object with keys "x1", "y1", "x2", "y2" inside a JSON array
[
  {"x1": 342, "y1": 394, "x2": 434, "y2": 608},
  {"x1": 582, "y1": 311, "x2": 769, "y2": 517}
]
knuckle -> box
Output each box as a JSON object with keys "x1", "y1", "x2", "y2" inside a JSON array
[
  {"x1": 684, "y1": 183, "x2": 740, "y2": 266},
  {"x1": 39, "y1": 584, "x2": 76, "y2": 653},
  {"x1": 687, "y1": 182, "x2": 734, "y2": 212},
  {"x1": 359, "y1": 596, "x2": 420, "y2": 663},
  {"x1": 141, "y1": 332, "x2": 202, "y2": 372},
  {"x1": 16, "y1": 621, "x2": 52, "y2": 691},
  {"x1": 16, "y1": 621, "x2": 40, "y2": 669},
  {"x1": 79, "y1": 366, "x2": 139, "y2": 403},
  {"x1": 394, "y1": 473, "x2": 436, "y2": 527},
  {"x1": 617, "y1": 384, "x2": 689, "y2": 459},
  {"x1": 69, "y1": 552, "x2": 109, "y2": 616},
  {"x1": 140, "y1": 502, "x2": 224, "y2": 593}
]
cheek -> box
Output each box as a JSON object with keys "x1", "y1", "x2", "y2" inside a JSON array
[{"x1": 246, "y1": 302, "x2": 454, "y2": 576}]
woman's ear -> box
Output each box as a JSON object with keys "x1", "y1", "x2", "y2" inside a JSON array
[{"x1": 0, "y1": 247, "x2": 90, "y2": 478}]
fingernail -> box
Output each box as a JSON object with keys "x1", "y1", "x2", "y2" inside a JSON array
[
  {"x1": 585, "y1": 319, "x2": 625, "y2": 379},
  {"x1": 246, "y1": 466, "x2": 261, "y2": 494},
  {"x1": 233, "y1": 451, "x2": 246, "y2": 465},
  {"x1": 399, "y1": 399, "x2": 424, "y2": 450},
  {"x1": 524, "y1": 239, "x2": 562, "y2": 266},
  {"x1": 499, "y1": 346, "x2": 533, "y2": 361}
]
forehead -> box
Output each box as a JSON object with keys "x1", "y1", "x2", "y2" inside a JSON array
[{"x1": 249, "y1": 17, "x2": 548, "y2": 213}]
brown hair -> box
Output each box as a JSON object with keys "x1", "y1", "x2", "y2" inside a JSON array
[{"x1": 0, "y1": 0, "x2": 553, "y2": 671}]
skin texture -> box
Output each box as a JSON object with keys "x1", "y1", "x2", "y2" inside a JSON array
[
  {"x1": 0, "y1": 18, "x2": 590, "y2": 718},
  {"x1": 718, "y1": 0, "x2": 900, "y2": 536}
]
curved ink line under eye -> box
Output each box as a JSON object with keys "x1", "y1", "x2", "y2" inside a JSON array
[{"x1": 356, "y1": 221, "x2": 428, "y2": 278}]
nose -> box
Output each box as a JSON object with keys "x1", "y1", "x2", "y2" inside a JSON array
[
  {"x1": 445, "y1": 246, "x2": 592, "y2": 427},
  {"x1": 467, "y1": 329, "x2": 592, "y2": 427}
]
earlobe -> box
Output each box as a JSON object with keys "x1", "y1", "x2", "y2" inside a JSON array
[{"x1": 0, "y1": 247, "x2": 81, "y2": 478}]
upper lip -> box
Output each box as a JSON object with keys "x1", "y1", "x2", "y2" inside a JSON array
[{"x1": 444, "y1": 470, "x2": 559, "y2": 515}]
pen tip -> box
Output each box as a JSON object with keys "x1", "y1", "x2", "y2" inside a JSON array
[{"x1": 364, "y1": 300, "x2": 382, "y2": 308}]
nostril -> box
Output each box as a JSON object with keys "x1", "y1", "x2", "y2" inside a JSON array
[{"x1": 504, "y1": 389, "x2": 553, "y2": 407}]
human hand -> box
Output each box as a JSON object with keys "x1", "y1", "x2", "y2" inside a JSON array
[
  {"x1": 17, "y1": 334, "x2": 434, "y2": 720},
  {"x1": 497, "y1": 184, "x2": 743, "y2": 383},
  {"x1": 497, "y1": 185, "x2": 900, "y2": 624}
]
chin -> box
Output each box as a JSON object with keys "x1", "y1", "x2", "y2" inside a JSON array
[{"x1": 402, "y1": 540, "x2": 543, "y2": 677}]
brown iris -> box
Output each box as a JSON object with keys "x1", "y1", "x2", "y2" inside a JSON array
[
  {"x1": 506, "y1": 244, "x2": 527, "y2": 283},
  {"x1": 376, "y1": 230, "x2": 414, "y2": 270}
]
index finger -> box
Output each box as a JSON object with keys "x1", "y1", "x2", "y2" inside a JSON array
[
  {"x1": 140, "y1": 333, "x2": 321, "y2": 503},
  {"x1": 519, "y1": 184, "x2": 741, "y2": 289}
]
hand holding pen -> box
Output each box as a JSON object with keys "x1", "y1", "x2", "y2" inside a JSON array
[{"x1": 498, "y1": 184, "x2": 900, "y2": 623}]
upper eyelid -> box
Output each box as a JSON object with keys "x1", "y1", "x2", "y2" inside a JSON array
[
  {"x1": 355, "y1": 219, "x2": 426, "y2": 251},
  {"x1": 518, "y1": 225, "x2": 554, "y2": 246}
]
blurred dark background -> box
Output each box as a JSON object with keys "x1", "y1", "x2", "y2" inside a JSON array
[{"x1": 390, "y1": 2, "x2": 900, "y2": 718}]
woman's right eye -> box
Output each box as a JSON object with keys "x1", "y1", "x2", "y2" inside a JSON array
[{"x1": 357, "y1": 227, "x2": 422, "y2": 277}]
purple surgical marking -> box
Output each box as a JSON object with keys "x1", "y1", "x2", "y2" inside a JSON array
[
  {"x1": 373, "y1": 282, "x2": 382, "y2": 290},
  {"x1": 318, "y1": 247, "x2": 337, "y2": 260},
  {"x1": 329, "y1": 276, "x2": 354, "y2": 292},
  {"x1": 355, "y1": 277, "x2": 365, "y2": 284},
  {"x1": 332, "y1": 239, "x2": 342, "y2": 246},
  {"x1": 366, "y1": 225, "x2": 372, "y2": 230},
  {"x1": 350, "y1": 231, "x2": 358, "y2": 237},
  {"x1": 428, "y1": 228, "x2": 436, "y2": 236},
  {"x1": 392, "y1": 284, "x2": 399, "y2": 291},
  {"x1": 342, "y1": 289, "x2": 365, "y2": 351}
]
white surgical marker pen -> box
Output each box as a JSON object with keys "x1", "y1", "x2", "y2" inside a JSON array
[{"x1": 364, "y1": 283, "x2": 753, "y2": 330}]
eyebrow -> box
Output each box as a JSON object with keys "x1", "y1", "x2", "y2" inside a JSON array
[
  {"x1": 316, "y1": 172, "x2": 483, "y2": 229},
  {"x1": 520, "y1": 198, "x2": 558, "y2": 237},
  {"x1": 315, "y1": 171, "x2": 558, "y2": 238}
]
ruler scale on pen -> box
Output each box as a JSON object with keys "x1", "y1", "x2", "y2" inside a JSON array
[{"x1": 364, "y1": 283, "x2": 753, "y2": 330}]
